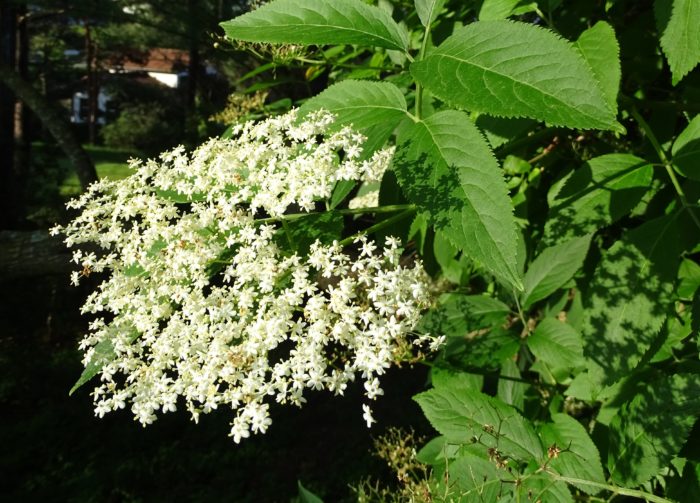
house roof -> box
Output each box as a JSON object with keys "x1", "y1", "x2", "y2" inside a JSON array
[{"x1": 112, "y1": 48, "x2": 190, "y2": 74}]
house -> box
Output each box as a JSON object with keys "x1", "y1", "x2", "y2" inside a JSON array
[{"x1": 70, "y1": 48, "x2": 190, "y2": 124}]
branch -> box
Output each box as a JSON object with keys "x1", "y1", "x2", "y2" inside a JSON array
[{"x1": 0, "y1": 61, "x2": 97, "y2": 189}]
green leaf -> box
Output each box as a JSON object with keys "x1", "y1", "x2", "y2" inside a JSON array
[
  {"x1": 497, "y1": 359, "x2": 526, "y2": 411},
  {"x1": 431, "y1": 367, "x2": 483, "y2": 392},
  {"x1": 667, "y1": 461, "x2": 700, "y2": 503},
  {"x1": 220, "y1": 0, "x2": 409, "y2": 51},
  {"x1": 329, "y1": 179, "x2": 356, "y2": 209},
  {"x1": 298, "y1": 80, "x2": 409, "y2": 134},
  {"x1": 475, "y1": 115, "x2": 536, "y2": 149},
  {"x1": 415, "y1": 0, "x2": 446, "y2": 27},
  {"x1": 69, "y1": 332, "x2": 139, "y2": 395},
  {"x1": 678, "y1": 257, "x2": 700, "y2": 299},
  {"x1": 540, "y1": 414, "x2": 606, "y2": 494},
  {"x1": 414, "y1": 386, "x2": 544, "y2": 462},
  {"x1": 394, "y1": 110, "x2": 522, "y2": 288},
  {"x1": 155, "y1": 189, "x2": 206, "y2": 203},
  {"x1": 582, "y1": 214, "x2": 681, "y2": 386},
  {"x1": 528, "y1": 318, "x2": 584, "y2": 379},
  {"x1": 297, "y1": 481, "x2": 323, "y2": 503},
  {"x1": 574, "y1": 21, "x2": 621, "y2": 113},
  {"x1": 277, "y1": 211, "x2": 344, "y2": 255},
  {"x1": 419, "y1": 293, "x2": 510, "y2": 338},
  {"x1": 651, "y1": 309, "x2": 692, "y2": 362},
  {"x1": 521, "y1": 235, "x2": 591, "y2": 308},
  {"x1": 672, "y1": 115, "x2": 700, "y2": 180},
  {"x1": 410, "y1": 21, "x2": 618, "y2": 130},
  {"x1": 479, "y1": 0, "x2": 531, "y2": 20},
  {"x1": 543, "y1": 154, "x2": 653, "y2": 245},
  {"x1": 608, "y1": 373, "x2": 700, "y2": 486},
  {"x1": 443, "y1": 454, "x2": 504, "y2": 502},
  {"x1": 656, "y1": 0, "x2": 700, "y2": 85},
  {"x1": 514, "y1": 475, "x2": 573, "y2": 503}
]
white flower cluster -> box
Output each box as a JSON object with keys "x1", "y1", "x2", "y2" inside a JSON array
[{"x1": 53, "y1": 109, "x2": 440, "y2": 442}]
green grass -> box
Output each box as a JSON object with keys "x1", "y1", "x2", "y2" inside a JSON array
[{"x1": 32, "y1": 143, "x2": 142, "y2": 197}]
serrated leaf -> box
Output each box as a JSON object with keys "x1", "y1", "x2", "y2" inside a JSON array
[
  {"x1": 540, "y1": 414, "x2": 605, "y2": 494},
  {"x1": 69, "y1": 332, "x2": 139, "y2": 395},
  {"x1": 574, "y1": 21, "x2": 621, "y2": 112},
  {"x1": 276, "y1": 211, "x2": 343, "y2": 255},
  {"x1": 447, "y1": 327, "x2": 520, "y2": 371},
  {"x1": 329, "y1": 179, "x2": 356, "y2": 209},
  {"x1": 651, "y1": 309, "x2": 692, "y2": 362},
  {"x1": 497, "y1": 359, "x2": 526, "y2": 410},
  {"x1": 394, "y1": 110, "x2": 521, "y2": 288},
  {"x1": 678, "y1": 258, "x2": 700, "y2": 299},
  {"x1": 417, "y1": 436, "x2": 471, "y2": 467},
  {"x1": 667, "y1": 461, "x2": 700, "y2": 503},
  {"x1": 479, "y1": 0, "x2": 527, "y2": 20},
  {"x1": 656, "y1": 0, "x2": 700, "y2": 85},
  {"x1": 513, "y1": 475, "x2": 573, "y2": 503},
  {"x1": 410, "y1": 21, "x2": 618, "y2": 130},
  {"x1": 297, "y1": 481, "x2": 323, "y2": 503},
  {"x1": 672, "y1": 115, "x2": 700, "y2": 180},
  {"x1": 298, "y1": 80, "x2": 409, "y2": 134},
  {"x1": 521, "y1": 235, "x2": 591, "y2": 308},
  {"x1": 414, "y1": 386, "x2": 544, "y2": 462},
  {"x1": 528, "y1": 318, "x2": 584, "y2": 379},
  {"x1": 443, "y1": 454, "x2": 504, "y2": 502},
  {"x1": 476, "y1": 115, "x2": 536, "y2": 149},
  {"x1": 419, "y1": 293, "x2": 511, "y2": 338},
  {"x1": 220, "y1": 0, "x2": 409, "y2": 51},
  {"x1": 543, "y1": 154, "x2": 653, "y2": 246},
  {"x1": 415, "y1": 0, "x2": 446, "y2": 27},
  {"x1": 432, "y1": 367, "x2": 483, "y2": 392},
  {"x1": 583, "y1": 214, "x2": 681, "y2": 386},
  {"x1": 608, "y1": 373, "x2": 700, "y2": 486}
]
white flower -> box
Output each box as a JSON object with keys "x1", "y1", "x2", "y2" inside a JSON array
[
  {"x1": 54, "y1": 109, "x2": 436, "y2": 443},
  {"x1": 362, "y1": 404, "x2": 376, "y2": 428}
]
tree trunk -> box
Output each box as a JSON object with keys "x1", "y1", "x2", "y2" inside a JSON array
[
  {"x1": 0, "y1": 4, "x2": 18, "y2": 229},
  {"x1": 85, "y1": 22, "x2": 99, "y2": 144},
  {"x1": 0, "y1": 61, "x2": 98, "y2": 190},
  {"x1": 185, "y1": 0, "x2": 200, "y2": 141},
  {"x1": 14, "y1": 4, "x2": 29, "y2": 194},
  {"x1": 0, "y1": 230, "x2": 72, "y2": 280}
]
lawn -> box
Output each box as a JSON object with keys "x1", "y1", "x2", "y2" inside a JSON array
[{"x1": 32, "y1": 143, "x2": 141, "y2": 197}]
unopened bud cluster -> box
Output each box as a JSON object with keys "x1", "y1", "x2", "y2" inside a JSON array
[{"x1": 52, "y1": 109, "x2": 440, "y2": 442}]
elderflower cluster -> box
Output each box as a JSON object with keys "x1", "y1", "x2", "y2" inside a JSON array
[{"x1": 53, "y1": 109, "x2": 440, "y2": 443}]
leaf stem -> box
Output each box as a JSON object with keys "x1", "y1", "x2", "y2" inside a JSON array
[
  {"x1": 546, "y1": 473, "x2": 674, "y2": 503},
  {"x1": 512, "y1": 290, "x2": 531, "y2": 336},
  {"x1": 414, "y1": 22, "x2": 432, "y2": 120},
  {"x1": 254, "y1": 204, "x2": 416, "y2": 225},
  {"x1": 629, "y1": 106, "x2": 700, "y2": 231},
  {"x1": 495, "y1": 127, "x2": 560, "y2": 157},
  {"x1": 337, "y1": 208, "x2": 416, "y2": 246}
]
